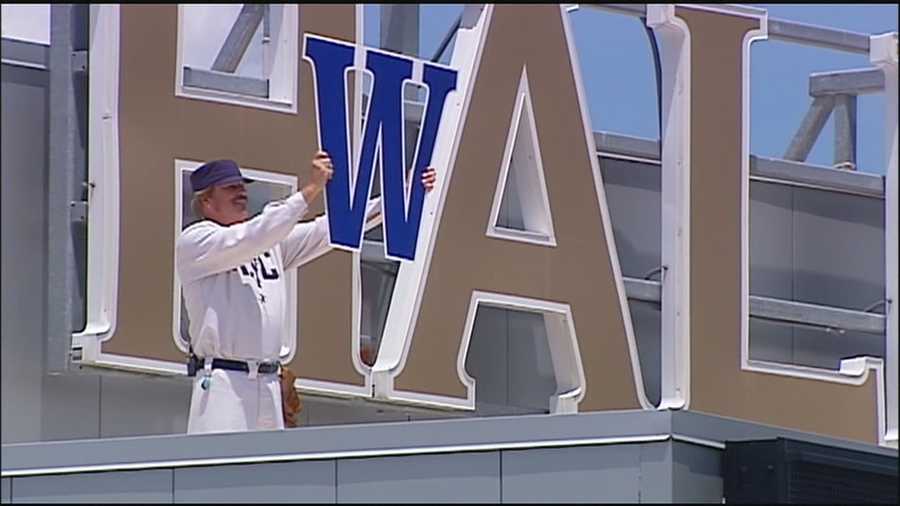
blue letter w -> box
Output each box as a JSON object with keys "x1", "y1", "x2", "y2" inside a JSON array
[{"x1": 304, "y1": 35, "x2": 457, "y2": 261}]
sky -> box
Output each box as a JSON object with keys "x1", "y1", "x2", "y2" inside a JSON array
[{"x1": 3, "y1": 4, "x2": 896, "y2": 174}]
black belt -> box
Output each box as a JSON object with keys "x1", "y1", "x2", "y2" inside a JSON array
[{"x1": 187, "y1": 355, "x2": 280, "y2": 376}]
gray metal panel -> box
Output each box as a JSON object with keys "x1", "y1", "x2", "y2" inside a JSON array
[
  {"x1": 465, "y1": 306, "x2": 510, "y2": 409},
  {"x1": 599, "y1": 157, "x2": 661, "y2": 279},
  {"x1": 748, "y1": 318, "x2": 794, "y2": 364},
  {"x1": 39, "y1": 372, "x2": 100, "y2": 442},
  {"x1": 174, "y1": 460, "x2": 335, "y2": 503},
  {"x1": 497, "y1": 157, "x2": 526, "y2": 230},
  {"x1": 750, "y1": 181, "x2": 794, "y2": 299},
  {"x1": 791, "y1": 324, "x2": 885, "y2": 369},
  {"x1": 502, "y1": 445, "x2": 641, "y2": 502},
  {"x1": 337, "y1": 452, "x2": 500, "y2": 503},
  {"x1": 748, "y1": 181, "x2": 796, "y2": 364},
  {"x1": 506, "y1": 311, "x2": 556, "y2": 412},
  {"x1": 1, "y1": 478, "x2": 10, "y2": 504},
  {"x1": 792, "y1": 186, "x2": 884, "y2": 310},
  {"x1": 99, "y1": 373, "x2": 190, "y2": 438},
  {"x1": 629, "y1": 300, "x2": 661, "y2": 407},
  {"x1": 11, "y1": 469, "x2": 172, "y2": 503},
  {"x1": 300, "y1": 395, "x2": 462, "y2": 427},
  {"x1": 1, "y1": 64, "x2": 49, "y2": 445},
  {"x1": 671, "y1": 441, "x2": 722, "y2": 503},
  {"x1": 638, "y1": 441, "x2": 673, "y2": 502},
  {"x1": 465, "y1": 306, "x2": 557, "y2": 415},
  {"x1": 304, "y1": 397, "x2": 410, "y2": 427},
  {"x1": 792, "y1": 186, "x2": 885, "y2": 366},
  {"x1": 749, "y1": 178, "x2": 887, "y2": 367}
]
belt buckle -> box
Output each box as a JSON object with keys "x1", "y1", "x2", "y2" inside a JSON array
[{"x1": 247, "y1": 359, "x2": 259, "y2": 379}]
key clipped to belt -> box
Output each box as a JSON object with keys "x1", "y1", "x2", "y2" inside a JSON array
[{"x1": 201, "y1": 358, "x2": 213, "y2": 390}]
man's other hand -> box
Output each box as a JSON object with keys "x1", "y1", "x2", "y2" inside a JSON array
[{"x1": 422, "y1": 167, "x2": 437, "y2": 193}]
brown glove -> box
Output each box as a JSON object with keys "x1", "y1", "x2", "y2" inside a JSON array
[{"x1": 279, "y1": 367, "x2": 303, "y2": 428}]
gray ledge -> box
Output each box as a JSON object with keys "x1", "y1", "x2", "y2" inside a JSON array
[{"x1": 2, "y1": 410, "x2": 894, "y2": 478}]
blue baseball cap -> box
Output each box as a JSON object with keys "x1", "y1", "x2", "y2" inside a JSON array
[{"x1": 190, "y1": 159, "x2": 254, "y2": 192}]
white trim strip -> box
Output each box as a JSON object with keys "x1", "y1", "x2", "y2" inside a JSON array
[
  {"x1": 0, "y1": 58, "x2": 47, "y2": 70},
  {"x1": 486, "y1": 66, "x2": 558, "y2": 248},
  {"x1": 561, "y1": 3, "x2": 652, "y2": 411},
  {"x1": 648, "y1": 3, "x2": 692, "y2": 411},
  {"x1": 597, "y1": 152, "x2": 662, "y2": 166},
  {"x1": 671, "y1": 434, "x2": 726, "y2": 450},
  {"x1": 870, "y1": 31, "x2": 898, "y2": 449},
  {"x1": 174, "y1": 5, "x2": 299, "y2": 114},
  {"x1": 681, "y1": 4, "x2": 766, "y2": 20},
  {"x1": 1, "y1": 434, "x2": 671, "y2": 478}
]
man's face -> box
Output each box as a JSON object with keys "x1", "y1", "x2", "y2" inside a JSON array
[{"x1": 202, "y1": 182, "x2": 249, "y2": 226}]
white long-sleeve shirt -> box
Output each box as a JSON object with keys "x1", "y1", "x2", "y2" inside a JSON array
[{"x1": 176, "y1": 192, "x2": 381, "y2": 361}]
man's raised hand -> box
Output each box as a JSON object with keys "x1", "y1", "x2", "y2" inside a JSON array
[{"x1": 301, "y1": 151, "x2": 335, "y2": 204}]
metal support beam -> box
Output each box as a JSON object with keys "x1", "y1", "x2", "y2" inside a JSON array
[
  {"x1": 624, "y1": 277, "x2": 662, "y2": 303},
  {"x1": 594, "y1": 131, "x2": 660, "y2": 161},
  {"x1": 750, "y1": 155, "x2": 883, "y2": 198},
  {"x1": 576, "y1": 8, "x2": 872, "y2": 53},
  {"x1": 585, "y1": 4, "x2": 647, "y2": 17},
  {"x1": 47, "y1": 4, "x2": 90, "y2": 373},
  {"x1": 1, "y1": 38, "x2": 49, "y2": 70},
  {"x1": 809, "y1": 67, "x2": 885, "y2": 97},
  {"x1": 769, "y1": 18, "x2": 870, "y2": 55},
  {"x1": 594, "y1": 130, "x2": 884, "y2": 197},
  {"x1": 622, "y1": 277, "x2": 886, "y2": 335},
  {"x1": 211, "y1": 4, "x2": 265, "y2": 74},
  {"x1": 833, "y1": 94, "x2": 857, "y2": 170},
  {"x1": 750, "y1": 296, "x2": 886, "y2": 335},
  {"x1": 783, "y1": 95, "x2": 834, "y2": 163},
  {"x1": 183, "y1": 66, "x2": 268, "y2": 98}
]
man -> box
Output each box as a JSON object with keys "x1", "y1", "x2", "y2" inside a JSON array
[{"x1": 176, "y1": 153, "x2": 436, "y2": 434}]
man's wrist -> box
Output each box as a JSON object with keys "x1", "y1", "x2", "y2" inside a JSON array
[{"x1": 300, "y1": 183, "x2": 324, "y2": 205}]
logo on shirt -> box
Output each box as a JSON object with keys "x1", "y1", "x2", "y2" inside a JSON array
[
  {"x1": 304, "y1": 35, "x2": 459, "y2": 262},
  {"x1": 237, "y1": 251, "x2": 280, "y2": 303}
]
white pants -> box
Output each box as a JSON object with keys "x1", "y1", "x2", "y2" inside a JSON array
[{"x1": 187, "y1": 368, "x2": 284, "y2": 434}]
